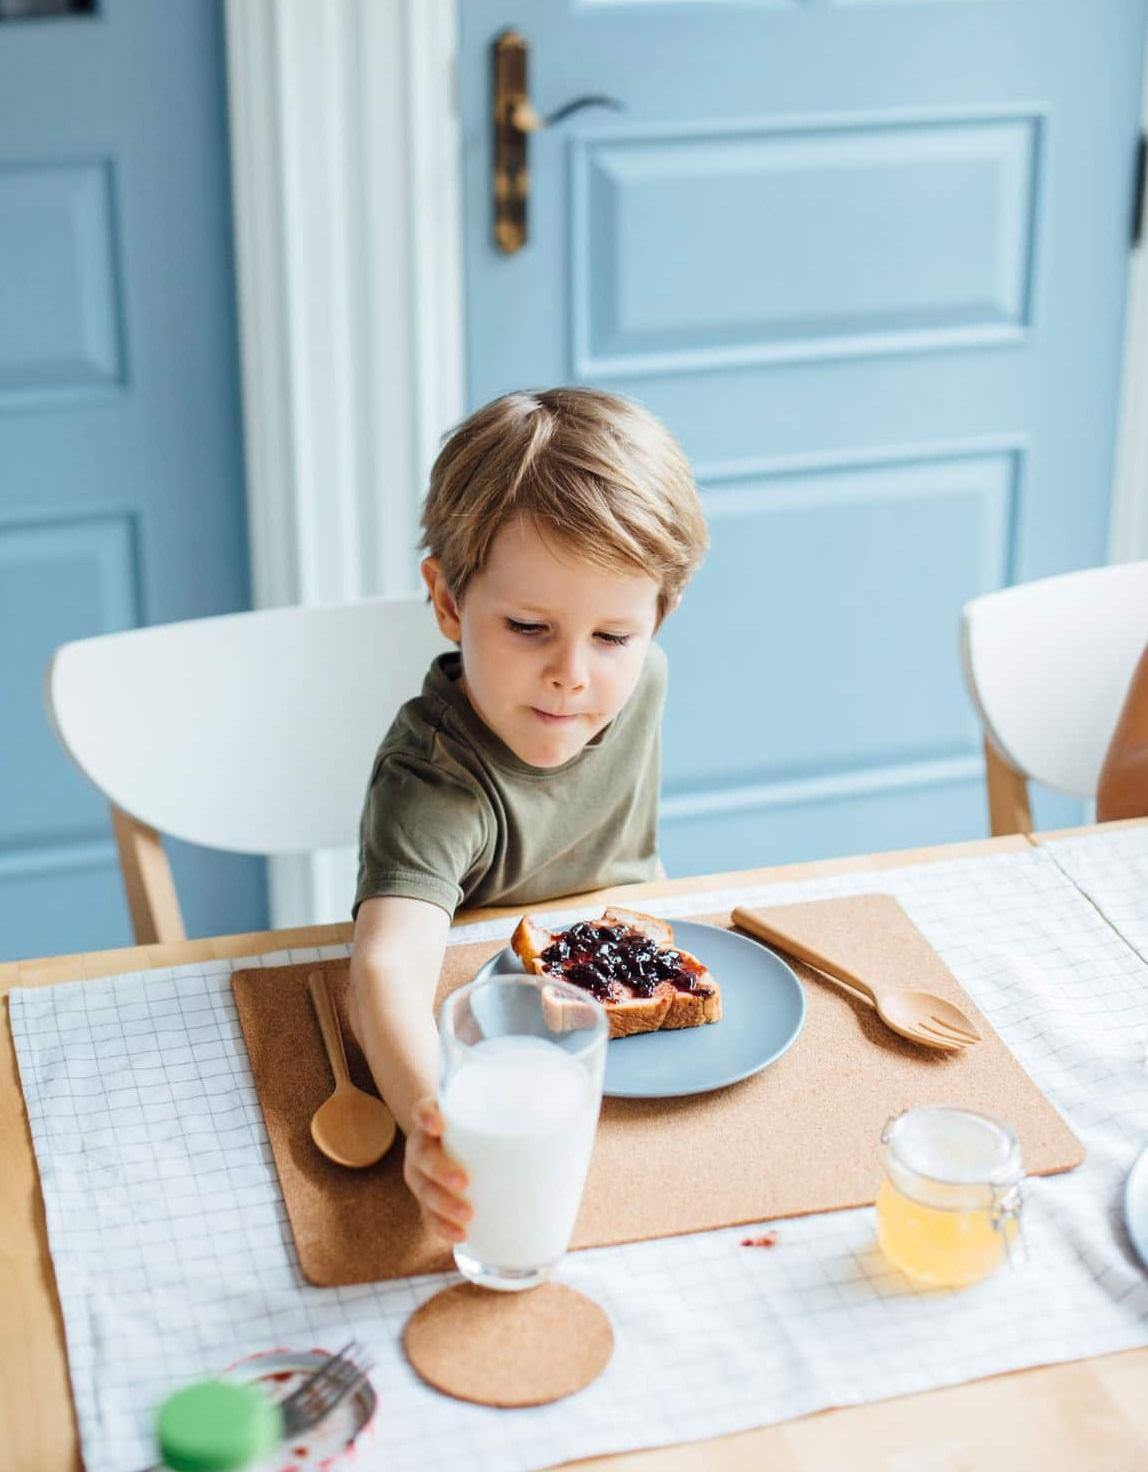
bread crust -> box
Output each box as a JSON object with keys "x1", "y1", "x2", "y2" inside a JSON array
[{"x1": 510, "y1": 908, "x2": 721, "y2": 1040}]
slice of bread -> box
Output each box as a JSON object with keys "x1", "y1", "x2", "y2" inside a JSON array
[{"x1": 510, "y1": 908, "x2": 722, "y2": 1040}]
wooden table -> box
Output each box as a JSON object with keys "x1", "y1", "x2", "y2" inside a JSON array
[{"x1": 5, "y1": 823, "x2": 1148, "y2": 1470}]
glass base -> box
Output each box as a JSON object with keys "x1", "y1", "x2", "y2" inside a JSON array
[{"x1": 453, "y1": 1245, "x2": 556, "y2": 1292}]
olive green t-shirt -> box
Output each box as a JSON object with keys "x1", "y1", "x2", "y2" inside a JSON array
[{"x1": 354, "y1": 643, "x2": 666, "y2": 917}]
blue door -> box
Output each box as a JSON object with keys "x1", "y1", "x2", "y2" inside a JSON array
[
  {"x1": 459, "y1": 2, "x2": 1145, "y2": 874},
  {"x1": 0, "y1": 0, "x2": 266, "y2": 959}
]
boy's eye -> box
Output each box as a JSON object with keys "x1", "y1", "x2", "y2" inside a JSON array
[{"x1": 504, "y1": 618, "x2": 630, "y2": 647}]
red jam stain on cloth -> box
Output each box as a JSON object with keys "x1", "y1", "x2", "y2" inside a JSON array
[{"x1": 222, "y1": 1347, "x2": 378, "y2": 1470}]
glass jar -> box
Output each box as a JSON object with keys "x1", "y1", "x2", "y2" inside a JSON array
[{"x1": 876, "y1": 1105, "x2": 1024, "y2": 1288}]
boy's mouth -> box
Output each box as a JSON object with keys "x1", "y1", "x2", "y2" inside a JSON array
[{"x1": 531, "y1": 707, "x2": 581, "y2": 725}]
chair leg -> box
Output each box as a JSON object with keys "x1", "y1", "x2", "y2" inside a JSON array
[
  {"x1": 983, "y1": 738, "x2": 1033, "y2": 837},
  {"x1": 110, "y1": 804, "x2": 187, "y2": 945}
]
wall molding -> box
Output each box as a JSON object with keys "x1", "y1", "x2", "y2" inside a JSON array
[
  {"x1": 661, "y1": 754, "x2": 984, "y2": 825},
  {"x1": 224, "y1": 0, "x2": 464, "y2": 926},
  {"x1": 1110, "y1": 16, "x2": 1148, "y2": 563}
]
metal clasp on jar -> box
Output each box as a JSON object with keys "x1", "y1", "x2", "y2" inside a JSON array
[{"x1": 990, "y1": 1181, "x2": 1025, "y2": 1267}]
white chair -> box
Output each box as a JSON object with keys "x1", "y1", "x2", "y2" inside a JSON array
[
  {"x1": 46, "y1": 596, "x2": 451, "y2": 944},
  {"x1": 960, "y1": 560, "x2": 1148, "y2": 835}
]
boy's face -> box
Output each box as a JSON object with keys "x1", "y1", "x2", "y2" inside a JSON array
[{"x1": 422, "y1": 518, "x2": 662, "y2": 769}]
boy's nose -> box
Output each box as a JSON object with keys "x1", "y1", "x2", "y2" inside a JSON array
[{"x1": 545, "y1": 644, "x2": 588, "y2": 692}]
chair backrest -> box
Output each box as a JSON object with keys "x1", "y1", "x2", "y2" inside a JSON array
[
  {"x1": 46, "y1": 596, "x2": 451, "y2": 942},
  {"x1": 960, "y1": 561, "x2": 1148, "y2": 822},
  {"x1": 48, "y1": 594, "x2": 451, "y2": 853}
]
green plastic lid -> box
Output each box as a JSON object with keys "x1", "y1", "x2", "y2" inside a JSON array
[{"x1": 156, "y1": 1379, "x2": 281, "y2": 1472}]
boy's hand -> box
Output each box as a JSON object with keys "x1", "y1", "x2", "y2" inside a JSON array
[{"x1": 404, "y1": 1096, "x2": 472, "y2": 1243}]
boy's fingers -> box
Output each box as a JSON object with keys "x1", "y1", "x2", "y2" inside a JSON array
[
  {"x1": 425, "y1": 1209, "x2": 467, "y2": 1244},
  {"x1": 405, "y1": 1099, "x2": 470, "y2": 1242},
  {"x1": 416, "y1": 1175, "x2": 473, "y2": 1226},
  {"x1": 407, "y1": 1153, "x2": 469, "y2": 1205},
  {"x1": 407, "y1": 1135, "x2": 468, "y2": 1193}
]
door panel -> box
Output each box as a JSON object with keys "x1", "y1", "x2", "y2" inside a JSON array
[
  {"x1": 0, "y1": 160, "x2": 124, "y2": 392},
  {"x1": 662, "y1": 453, "x2": 1014, "y2": 789},
  {"x1": 459, "y1": 1, "x2": 1143, "y2": 873},
  {"x1": 0, "y1": 1, "x2": 265, "y2": 958},
  {"x1": 573, "y1": 114, "x2": 1038, "y2": 374}
]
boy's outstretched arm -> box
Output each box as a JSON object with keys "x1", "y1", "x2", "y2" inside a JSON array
[
  {"x1": 1097, "y1": 642, "x2": 1148, "y2": 823},
  {"x1": 348, "y1": 895, "x2": 472, "y2": 1242}
]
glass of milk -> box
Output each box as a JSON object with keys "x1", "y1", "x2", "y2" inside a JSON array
[{"x1": 438, "y1": 976, "x2": 608, "y2": 1292}]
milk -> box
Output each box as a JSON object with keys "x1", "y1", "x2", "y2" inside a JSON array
[{"x1": 441, "y1": 1035, "x2": 600, "y2": 1272}]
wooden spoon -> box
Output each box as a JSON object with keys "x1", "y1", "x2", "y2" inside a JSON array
[
  {"x1": 730, "y1": 907, "x2": 982, "y2": 1053},
  {"x1": 308, "y1": 971, "x2": 397, "y2": 1166}
]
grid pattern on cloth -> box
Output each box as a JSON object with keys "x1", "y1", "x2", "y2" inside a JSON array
[
  {"x1": 11, "y1": 840, "x2": 1148, "y2": 1472},
  {"x1": 1043, "y1": 825, "x2": 1148, "y2": 966}
]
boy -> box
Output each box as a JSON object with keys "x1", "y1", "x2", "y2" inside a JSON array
[{"x1": 348, "y1": 388, "x2": 708, "y2": 1244}]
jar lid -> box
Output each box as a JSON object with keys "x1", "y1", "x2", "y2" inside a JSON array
[
  {"x1": 884, "y1": 1106, "x2": 1023, "y2": 1187},
  {"x1": 156, "y1": 1379, "x2": 281, "y2": 1472}
]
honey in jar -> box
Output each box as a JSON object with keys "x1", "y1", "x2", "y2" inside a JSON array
[{"x1": 876, "y1": 1106, "x2": 1023, "y2": 1288}]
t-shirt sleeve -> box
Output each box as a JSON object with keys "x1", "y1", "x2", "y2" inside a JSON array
[{"x1": 353, "y1": 750, "x2": 490, "y2": 918}]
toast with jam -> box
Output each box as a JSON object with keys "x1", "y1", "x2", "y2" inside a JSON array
[{"x1": 510, "y1": 906, "x2": 722, "y2": 1039}]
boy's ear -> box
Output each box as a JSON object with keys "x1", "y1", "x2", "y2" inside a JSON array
[{"x1": 421, "y1": 557, "x2": 463, "y2": 642}]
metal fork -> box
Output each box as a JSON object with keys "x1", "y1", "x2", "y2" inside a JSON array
[
  {"x1": 140, "y1": 1343, "x2": 373, "y2": 1472},
  {"x1": 277, "y1": 1340, "x2": 373, "y2": 1438}
]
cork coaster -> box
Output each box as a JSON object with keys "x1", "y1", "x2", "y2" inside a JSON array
[{"x1": 403, "y1": 1282, "x2": 613, "y2": 1406}]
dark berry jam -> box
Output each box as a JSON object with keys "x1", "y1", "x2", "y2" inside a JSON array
[{"x1": 540, "y1": 920, "x2": 705, "y2": 999}]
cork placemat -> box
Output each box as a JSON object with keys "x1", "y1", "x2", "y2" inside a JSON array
[
  {"x1": 231, "y1": 893, "x2": 1084, "y2": 1287},
  {"x1": 403, "y1": 1283, "x2": 613, "y2": 1406}
]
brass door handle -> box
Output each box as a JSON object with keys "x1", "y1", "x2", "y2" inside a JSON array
[
  {"x1": 493, "y1": 29, "x2": 624, "y2": 254},
  {"x1": 509, "y1": 95, "x2": 624, "y2": 134}
]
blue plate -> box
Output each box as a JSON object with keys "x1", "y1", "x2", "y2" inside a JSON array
[
  {"x1": 1124, "y1": 1141, "x2": 1148, "y2": 1271},
  {"x1": 471, "y1": 919, "x2": 806, "y2": 1098}
]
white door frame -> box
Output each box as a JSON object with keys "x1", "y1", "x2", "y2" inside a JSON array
[
  {"x1": 224, "y1": 0, "x2": 464, "y2": 926},
  {"x1": 225, "y1": 0, "x2": 1148, "y2": 928}
]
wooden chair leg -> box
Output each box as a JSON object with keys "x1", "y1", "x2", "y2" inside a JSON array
[
  {"x1": 109, "y1": 804, "x2": 187, "y2": 945},
  {"x1": 983, "y1": 737, "x2": 1033, "y2": 837}
]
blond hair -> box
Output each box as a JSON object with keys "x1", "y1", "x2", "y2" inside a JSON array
[{"x1": 420, "y1": 388, "x2": 708, "y2": 619}]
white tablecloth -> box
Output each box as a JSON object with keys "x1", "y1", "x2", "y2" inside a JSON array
[
  {"x1": 1043, "y1": 826, "x2": 1148, "y2": 965},
  {"x1": 11, "y1": 835, "x2": 1148, "y2": 1471}
]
